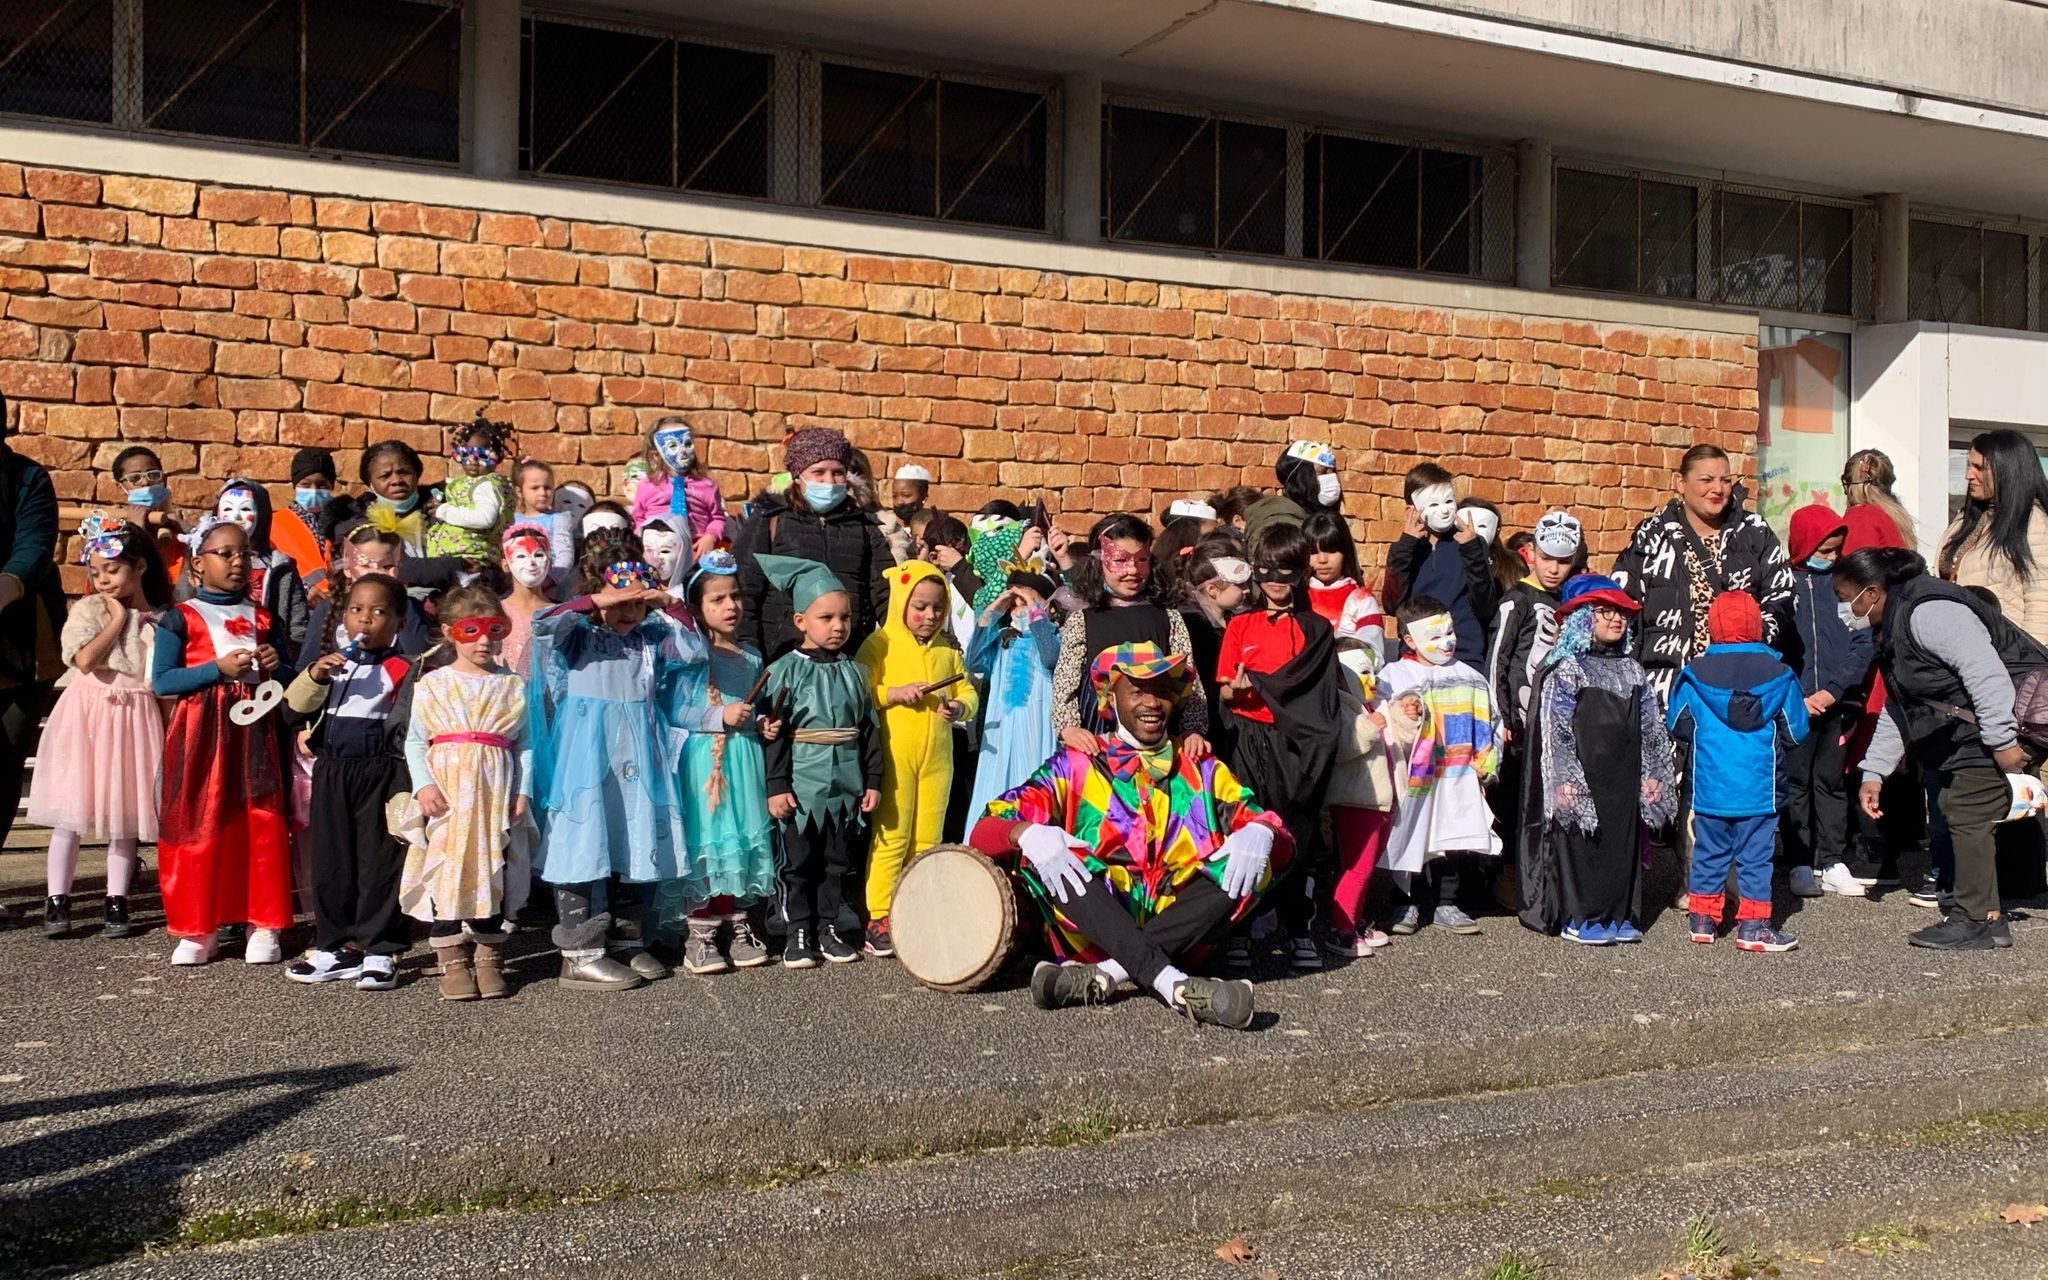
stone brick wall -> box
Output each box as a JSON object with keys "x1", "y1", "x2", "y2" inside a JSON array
[{"x1": 0, "y1": 161, "x2": 1759, "y2": 558}]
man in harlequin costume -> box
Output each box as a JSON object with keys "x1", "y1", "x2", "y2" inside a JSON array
[{"x1": 971, "y1": 642, "x2": 1290, "y2": 1030}]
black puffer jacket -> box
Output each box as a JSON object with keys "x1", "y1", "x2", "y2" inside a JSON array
[
  {"x1": 1611, "y1": 497, "x2": 1793, "y2": 678},
  {"x1": 736, "y1": 491, "x2": 894, "y2": 659}
]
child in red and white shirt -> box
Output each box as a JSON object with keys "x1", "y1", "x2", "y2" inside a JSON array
[{"x1": 1304, "y1": 510, "x2": 1386, "y2": 675}]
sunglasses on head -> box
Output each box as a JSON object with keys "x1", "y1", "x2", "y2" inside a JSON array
[{"x1": 447, "y1": 617, "x2": 509, "y2": 643}]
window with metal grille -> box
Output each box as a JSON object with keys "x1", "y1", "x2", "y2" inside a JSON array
[
  {"x1": 1304, "y1": 131, "x2": 1500, "y2": 277},
  {"x1": 1555, "y1": 164, "x2": 1869, "y2": 317},
  {"x1": 819, "y1": 62, "x2": 1049, "y2": 231},
  {"x1": 1101, "y1": 103, "x2": 1287, "y2": 255},
  {"x1": 521, "y1": 17, "x2": 772, "y2": 198},
  {"x1": 141, "y1": 0, "x2": 458, "y2": 161},
  {"x1": 0, "y1": 0, "x2": 115, "y2": 124},
  {"x1": 1909, "y1": 218, "x2": 2037, "y2": 329}
]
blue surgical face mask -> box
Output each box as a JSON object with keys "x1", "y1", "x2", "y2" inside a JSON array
[
  {"x1": 1805, "y1": 555, "x2": 1835, "y2": 573},
  {"x1": 128, "y1": 484, "x2": 170, "y2": 508},
  {"x1": 804, "y1": 481, "x2": 847, "y2": 513},
  {"x1": 296, "y1": 487, "x2": 332, "y2": 512},
  {"x1": 377, "y1": 490, "x2": 422, "y2": 515}
]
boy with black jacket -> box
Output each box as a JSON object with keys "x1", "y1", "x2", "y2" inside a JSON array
[
  {"x1": 1487, "y1": 511, "x2": 1586, "y2": 744},
  {"x1": 1383, "y1": 463, "x2": 1498, "y2": 669},
  {"x1": 1779, "y1": 503, "x2": 1876, "y2": 898}
]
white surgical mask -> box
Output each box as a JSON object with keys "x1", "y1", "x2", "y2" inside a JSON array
[
  {"x1": 1414, "y1": 483, "x2": 1457, "y2": 535},
  {"x1": 1838, "y1": 588, "x2": 1874, "y2": 633},
  {"x1": 1408, "y1": 613, "x2": 1458, "y2": 666},
  {"x1": 1316, "y1": 472, "x2": 1342, "y2": 507}
]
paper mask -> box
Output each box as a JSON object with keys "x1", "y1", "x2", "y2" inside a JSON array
[
  {"x1": 554, "y1": 486, "x2": 594, "y2": 527},
  {"x1": 1408, "y1": 612, "x2": 1458, "y2": 666},
  {"x1": 654, "y1": 424, "x2": 694, "y2": 471},
  {"x1": 505, "y1": 534, "x2": 551, "y2": 589},
  {"x1": 1460, "y1": 505, "x2": 1499, "y2": 545},
  {"x1": 217, "y1": 488, "x2": 260, "y2": 532},
  {"x1": 1413, "y1": 483, "x2": 1456, "y2": 535},
  {"x1": 641, "y1": 527, "x2": 681, "y2": 581}
]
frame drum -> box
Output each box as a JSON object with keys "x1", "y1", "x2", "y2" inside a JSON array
[{"x1": 891, "y1": 844, "x2": 1021, "y2": 992}]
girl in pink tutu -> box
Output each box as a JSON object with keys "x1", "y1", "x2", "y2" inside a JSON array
[{"x1": 28, "y1": 516, "x2": 173, "y2": 939}]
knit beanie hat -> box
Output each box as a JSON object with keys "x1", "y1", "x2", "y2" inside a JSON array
[
  {"x1": 784, "y1": 427, "x2": 851, "y2": 479},
  {"x1": 1706, "y1": 590, "x2": 1762, "y2": 645},
  {"x1": 290, "y1": 446, "x2": 336, "y2": 485}
]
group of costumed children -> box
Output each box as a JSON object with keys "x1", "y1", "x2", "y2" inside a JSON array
[{"x1": 28, "y1": 421, "x2": 1821, "y2": 1017}]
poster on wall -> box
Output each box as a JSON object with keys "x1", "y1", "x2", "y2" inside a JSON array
[{"x1": 1755, "y1": 325, "x2": 1850, "y2": 539}]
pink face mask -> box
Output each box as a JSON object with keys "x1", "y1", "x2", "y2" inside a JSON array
[{"x1": 1099, "y1": 539, "x2": 1152, "y2": 577}]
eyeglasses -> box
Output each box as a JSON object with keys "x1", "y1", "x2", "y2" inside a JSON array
[
  {"x1": 198, "y1": 547, "x2": 250, "y2": 563},
  {"x1": 119, "y1": 469, "x2": 166, "y2": 486},
  {"x1": 447, "y1": 617, "x2": 509, "y2": 643},
  {"x1": 1590, "y1": 604, "x2": 1629, "y2": 620}
]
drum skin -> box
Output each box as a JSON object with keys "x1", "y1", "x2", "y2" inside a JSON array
[{"x1": 891, "y1": 844, "x2": 1020, "y2": 993}]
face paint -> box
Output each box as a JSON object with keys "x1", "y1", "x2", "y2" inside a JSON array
[
  {"x1": 641, "y1": 528, "x2": 680, "y2": 581},
  {"x1": 653, "y1": 425, "x2": 694, "y2": 472},
  {"x1": 1460, "y1": 506, "x2": 1499, "y2": 545},
  {"x1": 505, "y1": 535, "x2": 551, "y2": 589},
  {"x1": 217, "y1": 488, "x2": 259, "y2": 532},
  {"x1": 1413, "y1": 483, "x2": 1456, "y2": 535},
  {"x1": 1407, "y1": 612, "x2": 1458, "y2": 666}
]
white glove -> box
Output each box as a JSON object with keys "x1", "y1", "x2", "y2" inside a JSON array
[
  {"x1": 1018, "y1": 824, "x2": 1094, "y2": 904},
  {"x1": 1212, "y1": 823, "x2": 1275, "y2": 900}
]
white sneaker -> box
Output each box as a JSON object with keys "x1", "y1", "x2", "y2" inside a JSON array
[
  {"x1": 1820, "y1": 863, "x2": 1868, "y2": 897},
  {"x1": 243, "y1": 928, "x2": 283, "y2": 964},
  {"x1": 170, "y1": 935, "x2": 217, "y2": 966},
  {"x1": 355, "y1": 955, "x2": 398, "y2": 991},
  {"x1": 1789, "y1": 866, "x2": 1822, "y2": 898}
]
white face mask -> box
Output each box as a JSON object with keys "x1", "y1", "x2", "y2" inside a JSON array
[
  {"x1": 217, "y1": 489, "x2": 259, "y2": 532},
  {"x1": 1414, "y1": 483, "x2": 1457, "y2": 535},
  {"x1": 581, "y1": 512, "x2": 629, "y2": 538},
  {"x1": 1460, "y1": 506, "x2": 1499, "y2": 546},
  {"x1": 554, "y1": 487, "x2": 594, "y2": 526},
  {"x1": 1316, "y1": 472, "x2": 1342, "y2": 508},
  {"x1": 642, "y1": 529, "x2": 680, "y2": 581},
  {"x1": 1838, "y1": 587, "x2": 1874, "y2": 633},
  {"x1": 506, "y1": 537, "x2": 551, "y2": 589},
  {"x1": 1408, "y1": 613, "x2": 1458, "y2": 666}
]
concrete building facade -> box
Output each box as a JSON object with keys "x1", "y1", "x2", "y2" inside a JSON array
[{"x1": 1, "y1": 0, "x2": 2045, "y2": 552}]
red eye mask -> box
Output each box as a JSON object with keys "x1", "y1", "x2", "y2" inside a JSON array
[{"x1": 448, "y1": 617, "x2": 509, "y2": 643}]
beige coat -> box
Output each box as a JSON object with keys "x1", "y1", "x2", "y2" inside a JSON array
[
  {"x1": 1939, "y1": 509, "x2": 2048, "y2": 645},
  {"x1": 1327, "y1": 684, "x2": 1421, "y2": 812}
]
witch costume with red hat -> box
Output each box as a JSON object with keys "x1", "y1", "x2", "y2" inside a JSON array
[
  {"x1": 149, "y1": 518, "x2": 297, "y2": 965},
  {"x1": 1515, "y1": 574, "x2": 1679, "y2": 943}
]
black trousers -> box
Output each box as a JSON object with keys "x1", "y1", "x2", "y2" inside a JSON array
[
  {"x1": 309, "y1": 755, "x2": 411, "y2": 955},
  {"x1": 550, "y1": 879, "x2": 647, "y2": 950},
  {"x1": 1782, "y1": 703, "x2": 1854, "y2": 873},
  {"x1": 1938, "y1": 767, "x2": 2013, "y2": 921},
  {"x1": 428, "y1": 917, "x2": 507, "y2": 939},
  {"x1": 780, "y1": 820, "x2": 857, "y2": 933},
  {"x1": 1407, "y1": 852, "x2": 1484, "y2": 912},
  {"x1": 1058, "y1": 873, "x2": 1237, "y2": 991},
  {"x1": 0, "y1": 682, "x2": 49, "y2": 850}
]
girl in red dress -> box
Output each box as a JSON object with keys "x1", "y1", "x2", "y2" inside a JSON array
[{"x1": 150, "y1": 519, "x2": 295, "y2": 966}]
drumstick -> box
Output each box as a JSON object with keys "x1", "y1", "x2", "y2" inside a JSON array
[
  {"x1": 923, "y1": 671, "x2": 968, "y2": 696},
  {"x1": 741, "y1": 667, "x2": 772, "y2": 707}
]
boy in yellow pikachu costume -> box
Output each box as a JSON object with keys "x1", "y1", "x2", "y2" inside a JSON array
[{"x1": 857, "y1": 560, "x2": 979, "y2": 958}]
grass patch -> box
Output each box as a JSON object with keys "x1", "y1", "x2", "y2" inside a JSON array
[
  {"x1": 1681, "y1": 1212, "x2": 1778, "y2": 1280},
  {"x1": 1899, "y1": 1106, "x2": 2048, "y2": 1147},
  {"x1": 1841, "y1": 1222, "x2": 1929, "y2": 1258},
  {"x1": 1481, "y1": 1247, "x2": 1550, "y2": 1280},
  {"x1": 1528, "y1": 1176, "x2": 1598, "y2": 1200}
]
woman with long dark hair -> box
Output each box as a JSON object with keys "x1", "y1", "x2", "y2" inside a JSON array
[
  {"x1": 1839, "y1": 546, "x2": 2047, "y2": 950},
  {"x1": 1939, "y1": 429, "x2": 2048, "y2": 644}
]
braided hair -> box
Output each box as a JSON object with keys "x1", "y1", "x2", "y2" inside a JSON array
[{"x1": 458, "y1": 413, "x2": 515, "y2": 462}]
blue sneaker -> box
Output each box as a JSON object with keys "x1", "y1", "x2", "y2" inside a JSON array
[
  {"x1": 1688, "y1": 913, "x2": 1718, "y2": 944},
  {"x1": 1735, "y1": 920, "x2": 1798, "y2": 953},
  {"x1": 1562, "y1": 919, "x2": 1611, "y2": 945},
  {"x1": 1611, "y1": 919, "x2": 1644, "y2": 944}
]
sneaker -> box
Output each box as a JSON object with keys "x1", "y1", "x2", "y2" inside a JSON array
[
  {"x1": 1562, "y1": 919, "x2": 1611, "y2": 946},
  {"x1": 286, "y1": 947, "x2": 366, "y2": 985},
  {"x1": 1173, "y1": 976, "x2": 1256, "y2": 1030},
  {"x1": 1322, "y1": 931, "x2": 1375, "y2": 959},
  {"x1": 1688, "y1": 913, "x2": 1718, "y2": 944},
  {"x1": 1907, "y1": 875, "x2": 1943, "y2": 909},
  {"x1": 726, "y1": 913, "x2": 770, "y2": 968},
  {"x1": 1788, "y1": 866, "x2": 1822, "y2": 898},
  {"x1": 1611, "y1": 920, "x2": 1644, "y2": 944},
  {"x1": 103, "y1": 895, "x2": 133, "y2": 939},
  {"x1": 1734, "y1": 920, "x2": 1799, "y2": 953},
  {"x1": 1387, "y1": 904, "x2": 1421, "y2": 936},
  {"x1": 863, "y1": 916, "x2": 896, "y2": 959},
  {"x1": 783, "y1": 927, "x2": 822, "y2": 970},
  {"x1": 1225, "y1": 935, "x2": 1252, "y2": 974},
  {"x1": 1290, "y1": 935, "x2": 1324, "y2": 971},
  {"x1": 1361, "y1": 928, "x2": 1392, "y2": 949},
  {"x1": 1433, "y1": 904, "x2": 1482, "y2": 935},
  {"x1": 355, "y1": 954, "x2": 398, "y2": 990},
  {"x1": 1820, "y1": 863, "x2": 1867, "y2": 897},
  {"x1": 243, "y1": 928, "x2": 283, "y2": 965},
  {"x1": 1028, "y1": 960, "x2": 1111, "y2": 1010},
  {"x1": 820, "y1": 929, "x2": 861, "y2": 964},
  {"x1": 170, "y1": 935, "x2": 217, "y2": 966},
  {"x1": 1909, "y1": 909, "x2": 2004, "y2": 951},
  {"x1": 44, "y1": 894, "x2": 71, "y2": 938}
]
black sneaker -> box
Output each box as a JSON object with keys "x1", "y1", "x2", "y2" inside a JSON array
[
  {"x1": 1908, "y1": 909, "x2": 2001, "y2": 951},
  {"x1": 1028, "y1": 960, "x2": 1110, "y2": 1010},
  {"x1": 1907, "y1": 874, "x2": 1943, "y2": 908},
  {"x1": 44, "y1": 894, "x2": 71, "y2": 939},
  {"x1": 820, "y1": 929, "x2": 861, "y2": 964},
  {"x1": 863, "y1": 917, "x2": 895, "y2": 959},
  {"x1": 286, "y1": 946, "x2": 367, "y2": 984},
  {"x1": 102, "y1": 895, "x2": 133, "y2": 939},
  {"x1": 783, "y1": 927, "x2": 822, "y2": 970},
  {"x1": 1990, "y1": 917, "x2": 2015, "y2": 949},
  {"x1": 1173, "y1": 976, "x2": 1256, "y2": 1030}
]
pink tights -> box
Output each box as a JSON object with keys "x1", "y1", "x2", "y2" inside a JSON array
[
  {"x1": 47, "y1": 829, "x2": 139, "y2": 898},
  {"x1": 1327, "y1": 806, "x2": 1390, "y2": 935}
]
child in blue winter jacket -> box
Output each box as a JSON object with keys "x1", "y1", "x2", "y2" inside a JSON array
[{"x1": 1667, "y1": 591, "x2": 1809, "y2": 953}]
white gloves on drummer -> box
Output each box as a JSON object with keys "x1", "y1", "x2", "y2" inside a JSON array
[
  {"x1": 1211, "y1": 824, "x2": 1274, "y2": 900},
  {"x1": 1018, "y1": 824, "x2": 1094, "y2": 903}
]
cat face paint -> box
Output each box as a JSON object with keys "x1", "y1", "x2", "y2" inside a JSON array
[
  {"x1": 1407, "y1": 612, "x2": 1458, "y2": 666},
  {"x1": 1412, "y1": 483, "x2": 1457, "y2": 535}
]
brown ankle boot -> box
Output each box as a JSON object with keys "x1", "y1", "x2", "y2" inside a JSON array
[
  {"x1": 471, "y1": 939, "x2": 508, "y2": 999},
  {"x1": 437, "y1": 940, "x2": 478, "y2": 1001}
]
